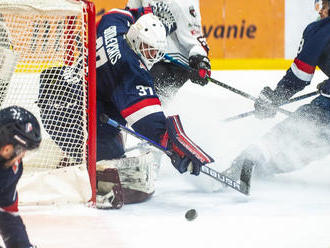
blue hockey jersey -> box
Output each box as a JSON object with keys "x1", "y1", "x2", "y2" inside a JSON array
[
  {"x1": 0, "y1": 160, "x2": 32, "y2": 248},
  {"x1": 96, "y1": 9, "x2": 166, "y2": 147},
  {"x1": 0, "y1": 160, "x2": 22, "y2": 211},
  {"x1": 275, "y1": 17, "x2": 330, "y2": 100}
]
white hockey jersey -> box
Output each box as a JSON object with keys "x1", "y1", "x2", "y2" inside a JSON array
[{"x1": 126, "y1": 0, "x2": 208, "y2": 65}]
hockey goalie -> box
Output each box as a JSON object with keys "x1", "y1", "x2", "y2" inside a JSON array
[
  {"x1": 37, "y1": 55, "x2": 166, "y2": 209},
  {"x1": 95, "y1": 9, "x2": 213, "y2": 209},
  {"x1": 38, "y1": 6, "x2": 213, "y2": 209}
]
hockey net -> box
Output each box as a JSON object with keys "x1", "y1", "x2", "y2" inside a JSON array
[{"x1": 0, "y1": 0, "x2": 96, "y2": 205}]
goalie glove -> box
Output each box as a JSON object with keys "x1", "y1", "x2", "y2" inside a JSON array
[
  {"x1": 189, "y1": 55, "x2": 211, "y2": 80},
  {"x1": 149, "y1": 1, "x2": 177, "y2": 35},
  {"x1": 160, "y1": 115, "x2": 214, "y2": 175},
  {"x1": 129, "y1": 2, "x2": 177, "y2": 35}
]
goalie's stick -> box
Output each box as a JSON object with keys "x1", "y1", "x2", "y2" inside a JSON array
[
  {"x1": 223, "y1": 90, "x2": 319, "y2": 122},
  {"x1": 100, "y1": 114, "x2": 250, "y2": 195},
  {"x1": 164, "y1": 54, "x2": 292, "y2": 116}
]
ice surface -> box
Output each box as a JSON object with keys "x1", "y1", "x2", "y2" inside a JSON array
[{"x1": 4, "y1": 70, "x2": 330, "y2": 248}]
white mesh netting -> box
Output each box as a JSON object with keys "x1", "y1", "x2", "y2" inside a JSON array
[{"x1": 0, "y1": 0, "x2": 93, "y2": 204}]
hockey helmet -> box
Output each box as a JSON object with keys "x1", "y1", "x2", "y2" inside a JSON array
[
  {"x1": 126, "y1": 13, "x2": 167, "y2": 69},
  {"x1": 315, "y1": 0, "x2": 330, "y2": 18},
  {"x1": 0, "y1": 106, "x2": 41, "y2": 153}
]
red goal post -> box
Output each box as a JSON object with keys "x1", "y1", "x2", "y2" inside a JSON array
[{"x1": 0, "y1": 0, "x2": 96, "y2": 205}]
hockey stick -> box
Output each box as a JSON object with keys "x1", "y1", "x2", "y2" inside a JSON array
[
  {"x1": 223, "y1": 90, "x2": 319, "y2": 122},
  {"x1": 100, "y1": 114, "x2": 250, "y2": 195},
  {"x1": 164, "y1": 54, "x2": 292, "y2": 116}
]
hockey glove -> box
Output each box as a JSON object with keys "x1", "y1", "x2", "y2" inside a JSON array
[
  {"x1": 160, "y1": 115, "x2": 214, "y2": 175},
  {"x1": 189, "y1": 55, "x2": 211, "y2": 80},
  {"x1": 317, "y1": 79, "x2": 330, "y2": 97},
  {"x1": 254, "y1": 86, "x2": 285, "y2": 119},
  {"x1": 149, "y1": 1, "x2": 177, "y2": 35}
]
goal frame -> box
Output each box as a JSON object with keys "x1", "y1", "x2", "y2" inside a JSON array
[
  {"x1": 84, "y1": 0, "x2": 96, "y2": 204},
  {"x1": 0, "y1": 0, "x2": 97, "y2": 204}
]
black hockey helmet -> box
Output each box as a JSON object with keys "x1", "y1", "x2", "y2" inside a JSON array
[
  {"x1": 315, "y1": 0, "x2": 330, "y2": 18},
  {"x1": 0, "y1": 106, "x2": 41, "y2": 151}
]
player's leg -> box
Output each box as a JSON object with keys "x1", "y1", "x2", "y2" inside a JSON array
[
  {"x1": 258, "y1": 103, "x2": 330, "y2": 174},
  {"x1": 96, "y1": 111, "x2": 125, "y2": 209},
  {"x1": 96, "y1": 148, "x2": 161, "y2": 209},
  {"x1": 96, "y1": 104, "x2": 163, "y2": 208},
  {"x1": 96, "y1": 134, "x2": 161, "y2": 208},
  {"x1": 224, "y1": 102, "x2": 330, "y2": 183},
  {"x1": 0, "y1": 211, "x2": 34, "y2": 248}
]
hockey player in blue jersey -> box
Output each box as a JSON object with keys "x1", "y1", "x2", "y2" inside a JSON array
[
  {"x1": 223, "y1": 0, "x2": 330, "y2": 189},
  {"x1": 95, "y1": 9, "x2": 213, "y2": 209},
  {"x1": 0, "y1": 106, "x2": 41, "y2": 248}
]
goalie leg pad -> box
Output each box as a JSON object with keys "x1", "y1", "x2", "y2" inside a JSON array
[
  {"x1": 97, "y1": 150, "x2": 160, "y2": 205},
  {"x1": 96, "y1": 167, "x2": 124, "y2": 209}
]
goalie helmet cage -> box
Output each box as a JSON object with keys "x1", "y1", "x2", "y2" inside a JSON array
[{"x1": 0, "y1": 0, "x2": 96, "y2": 205}]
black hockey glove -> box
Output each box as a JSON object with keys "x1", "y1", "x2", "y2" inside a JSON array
[
  {"x1": 317, "y1": 79, "x2": 330, "y2": 97},
  {"x1": 189, "y1": 55, "x2": 211, "y2": 84},
  {"x1": 160, "y1": 115, "x2": 214, "y2": 176},
  {"x1": 161, "y1": 131, "x2": 200, "y2": 175},
  {"x1": 254, "y1": 86, "x2": 284, "y2": 119}
]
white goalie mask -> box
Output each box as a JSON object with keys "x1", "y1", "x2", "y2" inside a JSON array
[{"x1": 126, "y1": 13, "x2": 167, "y2": 69}]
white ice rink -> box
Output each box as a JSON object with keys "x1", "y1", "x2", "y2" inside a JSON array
[{"x1": 7, "y1": 70, "x2": 330, "y2": 248}]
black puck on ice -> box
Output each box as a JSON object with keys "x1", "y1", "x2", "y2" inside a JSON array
[{"x1": 185, "y1": 209, "x2": 197, "y2": 221}]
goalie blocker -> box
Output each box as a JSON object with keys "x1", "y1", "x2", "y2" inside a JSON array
[{"x1": 161, "y1": 115, "x2": 214, "y2": 175}]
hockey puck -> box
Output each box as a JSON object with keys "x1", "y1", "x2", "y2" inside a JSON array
[{"x1": 185, "y1": 209, "x2": 197, "y2": 221}]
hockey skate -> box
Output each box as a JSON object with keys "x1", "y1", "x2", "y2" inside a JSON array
[{"x1": 223, "y1": 159, "x2": 254, "y2": 193}]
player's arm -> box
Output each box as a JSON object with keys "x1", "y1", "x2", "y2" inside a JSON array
[
  {"x1": 114, "y1": 64, "x2": 213, "y2": 175},
  {"x1": 170, "y1": 1, "x2": 208, "y2": 55},
  {"x1": 254, "y1": 21, "x2": 329, "y2": 119},
  {"x1": 114, "y1": 62, "x2": 167, "y2": 143},
  {"x1": 253, "y1": 61, "x2": 315, "y2": 119},
  {"x1": 170, "y1": 1, "x2": 211, "y2": 79},
  {"x1": 97, "y1": 8, "x2": 135, "y2": 36}
]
